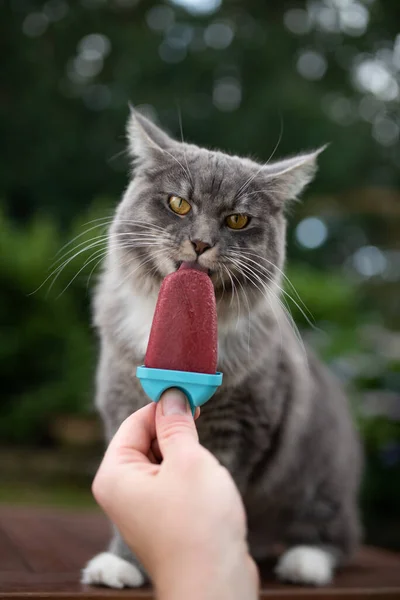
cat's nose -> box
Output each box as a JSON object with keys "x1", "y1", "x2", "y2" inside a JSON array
[{"x1": 191, "y1": 239, "x2": 211, "y2": 255}]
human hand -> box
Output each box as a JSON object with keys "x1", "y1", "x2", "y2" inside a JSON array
[{"x1": 92, "y1": 389, "x2": 259, "y2": 600}]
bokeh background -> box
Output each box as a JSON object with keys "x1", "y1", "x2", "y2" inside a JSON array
[{"x1": 1, "y1": 0, "x2": 399, "y2": 549}]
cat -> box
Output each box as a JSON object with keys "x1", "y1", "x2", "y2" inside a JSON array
[{"x1": 82, "y1": 110, "x2": 362, "y2": 588}]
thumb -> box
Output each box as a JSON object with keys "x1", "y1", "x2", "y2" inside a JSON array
[{"x1": 155, "y1": 388, "x2": 199, "y2": 458}]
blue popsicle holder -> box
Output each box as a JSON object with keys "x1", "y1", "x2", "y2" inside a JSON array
[{"x1": 136, "y1": 366, "x2": 223, "y2": 415}]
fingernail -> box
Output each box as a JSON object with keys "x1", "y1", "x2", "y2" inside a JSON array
[{"x1": 161, "y1": 389, "x2": 189, "y2": 416}]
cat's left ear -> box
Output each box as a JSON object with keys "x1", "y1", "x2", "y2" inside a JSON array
[
  {"x1": 127, "y1": 107, "x2": 175, "y2": 161},
  {"x1": 262, "y1": 146, "x2": 327, "y2": 202}
]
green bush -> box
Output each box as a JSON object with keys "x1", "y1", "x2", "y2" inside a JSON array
[{"x1": 0, "y1": 202, "x2": 111, "y2": 444}]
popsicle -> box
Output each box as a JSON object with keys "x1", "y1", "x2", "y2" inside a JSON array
[{"x1": 136, "y1": 263, "x2": 223, "y2": 413}]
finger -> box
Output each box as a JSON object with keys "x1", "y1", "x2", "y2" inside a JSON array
[
  {"x1": 151, "y1": 438, "x2": 162, "y2": 462},
  {"x1": 152, "y1": 409, "x2": 198, "y2": 459},
  {"x1": 155, "y1": 389, "x2": 199, "y2": 458},
  {"x1": 248, "y1": 556, "x2": 260, "y2": 591},
  {"x1": 147, "y1": 448, "x2": 158, "y2": 464},
  {"x1": 107, "y1": 402, "x2": 157, "y2": 461}
]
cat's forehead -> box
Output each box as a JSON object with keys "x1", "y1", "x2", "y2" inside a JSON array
[
  {"x1": 163, "y1": 144, "x2": 258, "y2": 203},
  {"x1": 187, "y1": 145, "x2": 255, "y2": 181}
]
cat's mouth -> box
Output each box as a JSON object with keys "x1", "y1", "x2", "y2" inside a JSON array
[{"x1": 175, "y1": 260, "x2": 213, "y2": 277}]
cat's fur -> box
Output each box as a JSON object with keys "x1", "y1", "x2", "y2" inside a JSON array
[{"x1": 82, "y1": 111, "x2": 362, "y2": 588}]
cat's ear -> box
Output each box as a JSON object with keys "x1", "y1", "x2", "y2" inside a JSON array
[
  {"x1": 263, "y1": 146, "x2": 327, "y2": 202},
  {"x1": 127, "y1": 108, "x2": 174, "y2": 161}
]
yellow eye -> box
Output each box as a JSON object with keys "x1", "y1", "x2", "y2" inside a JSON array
[
  {"x1": 168, "y1": 195, "x2": 191, "y2": 216},
  {"x1": 226, "y1": 214, "x2": 249, "y2": 230}
]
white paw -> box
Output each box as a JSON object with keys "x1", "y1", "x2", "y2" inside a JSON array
[
  {"x1": 275, "y1": 546, "x2": 334, "y2": 586},
  {"x1": 81, "y1": 552, "x2": 145, "y2": 588}
]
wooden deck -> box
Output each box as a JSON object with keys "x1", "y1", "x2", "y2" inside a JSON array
[{"x1": 1, "y1": 506, "x2": 400, "y2": 598}]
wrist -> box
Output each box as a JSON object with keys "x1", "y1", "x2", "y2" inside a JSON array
[
  {"x1": 154, "y1": 558, "x2": 211, "y2": 600},
  {"x1": 153, "y1": 545, "x2": 257, "y2": 600}
]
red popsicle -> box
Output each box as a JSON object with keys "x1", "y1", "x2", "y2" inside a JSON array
[{"x1": 144, "y1": 263, "x2": 218, "y2": 374}]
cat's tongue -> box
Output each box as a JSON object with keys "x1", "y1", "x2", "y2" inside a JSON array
[
  {"x1": 144, "y1": 263, "x2": 218, "y2": 374},
  {"x1": 179, "y1": 261, "x2": 209, "y2": 274}
]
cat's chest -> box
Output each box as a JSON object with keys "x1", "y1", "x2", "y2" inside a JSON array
[
  {"x1": 118, "y1": 289, "x2": 157, "y2": 359},
  {"x1": 119, "y1": 286, "x2": 249, "y2": 370}
]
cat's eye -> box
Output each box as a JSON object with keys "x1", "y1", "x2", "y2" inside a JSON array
[
  {"x1": 226, "y1": 214, "x2": 249, "y2": 230},
  {"x1": 168, "y1": 195, "x2": 191, "y2": 216}
]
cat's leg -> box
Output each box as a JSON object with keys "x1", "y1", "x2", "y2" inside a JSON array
[
  {"x1": 82, "y1": 526, "x2": 146, "y2": 588},
  {"x1": 82, "y1": 351, "x2": 149, "y2": 588},
  {"x1": 275, "y1": 497, "x2": 361, "y2": 586},
  {"x1": 275, "y1": 545, "x2": 336, "y2": 586}
]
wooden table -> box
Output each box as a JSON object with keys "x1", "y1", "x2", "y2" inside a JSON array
[{"x1": 1, "y1": 506, "x2": 399, "y2": 598}]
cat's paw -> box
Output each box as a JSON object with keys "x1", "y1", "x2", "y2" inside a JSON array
[
  {"x1": 81, "y1": 552, "x2": 145, "y2": 588},
  {"x1": 275, "y1": 546, "x2": 334, "y2": 586}
]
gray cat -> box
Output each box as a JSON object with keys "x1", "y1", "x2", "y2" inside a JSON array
[{"x1": 82, "y1": 110, "x2": 362, "y2": 588}]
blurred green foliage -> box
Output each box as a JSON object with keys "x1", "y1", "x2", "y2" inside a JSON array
[
  {"x1": 2, "y1": 0, "x2": 400, "y2": 224},
  {"x1": 0, "y1": 204, "x2": 100, "y2": 443},
  {"x1": 1, "y1": 0, "x2": 399, "y2": 548}
]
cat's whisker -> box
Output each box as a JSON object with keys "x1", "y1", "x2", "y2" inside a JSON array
[
  {"x1": 86, "y1": 253, "x2": 106, "y2": 292},
  {"x1": 115, "y1": 220, "x2": 169, "y2": 232},
  {"x1": 53, "y1": 234, "x2": 113, "y2": 269},
  {"x1": 222, "y1": 264, "x2": 242, "y2": 333},
  {"x1": 227, "y1": 255, "x2": 284, "y2": 356},
  {"x1": 230, "y1": 249, "x2": 315, "y2": 326},
  {"x1": 42, "y1": 237, "x2": 168, "y2": 298},
  {"x1": 54, "y1": 215, "x2": 167, "y2": 259},
  {"x1": 230, "y1": 268, "x2": 252, "y2": 358},
  {"x1": 54, "y1": 219, "x2": 168, "y2": 264},
  {"x1": 227, "y1": 253, "x2": 309, "y2": 363},
  {"x1": 55, "y1": 249, "x2": 113, "y2": 298},
  {"x1": 216, "y1": 264, "x2": 227, "y2": 306},
  {"x1": 230, "y1": 260, "x2": 301, "y2": 363},
  {"x1": 54, "y1": 242, "x2": 167, "y2": 298},
  {"x1": 76, "y1": 241, "x2": 168, "y2": 295},
  {"x1": 231, "y1": 269, "x2": 241, "y2": 332},
  {"x1": 73, "y1": 213, "x2": 115, "y2": 229},
  {"x1": 177, "y1": 106, "x2": 194, "y2": 186},
  {"x1": 244, "y1": 182, "x2": 290, "y2": 197},
  {"x1": 53, "y1": 244, "x2": 119, "y2": 298},
  {"x1": 276, "y1": 295, "x2": 308, "y2": 365},
  {"x1": 32, "y1": 238, "x2": 109, "y2": 295},
  {"x1": 113, "y1": 245, "x2": 167, "y2": 287},
  {"x1": 227, "y1": 254, "x2": 299, "y2": 333},
  {"x1": 228, "y1": 247, "x2": 313, "y2": 318},
  {"x1": 85, "y1": 240, "x2": 165, "y2": 294},
  {"x1": 57, "y1": 231, "x2": 168, "y2": 266},
  {"x1": 235, "y1": 115, "x2": 283, "y2": 199},
  {"x1": 115, "y1": 248, "x2": 171, "y2": 292},
  {"x1": 222, "y1": 263, "x2": 236, "y2": 310},
  {"x1": 54, "y1": 224, "x2": 110, "y2": 260},
  {"x1": 81, "y1": 239, "x2": 165, "y2": 272},
  {"x1": 76, "y1": 215, "x2": 167, "y2": 231},
  {"x1": 107, "y1": 147, "x2": 129, "y2": 164},
  {"x1": 49, "y1": 236, "x2": 162, "y2": 288},
  {"x1": 147, "y1": 252, "x2": 171, "y2": 281},
  {"x1": 221, "y1": 267, "x2": 227, "y2": 300},
  {"x1": 161, "y1": 147, "x2": 193, "y2": 185},
  {"x1": 53, "y1": 230, "x2": 172, "y2": 268}
]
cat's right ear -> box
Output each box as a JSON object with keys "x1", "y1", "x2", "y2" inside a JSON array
[{"x1": 127, "y1": 108, "x2": 174, "y2": 162}]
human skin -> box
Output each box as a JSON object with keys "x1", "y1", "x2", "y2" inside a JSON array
[{"x1": 92, "y1": 389, "x2": 259, "y2": 600}]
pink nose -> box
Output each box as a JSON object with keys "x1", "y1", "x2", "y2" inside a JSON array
[{"x1": 191, "y1": 239, "x2": 211, "y2": 255}]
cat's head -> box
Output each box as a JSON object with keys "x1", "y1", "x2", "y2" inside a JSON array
[{"x1": 112, "y1": 109, "x2": 323, "y2": 304}]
